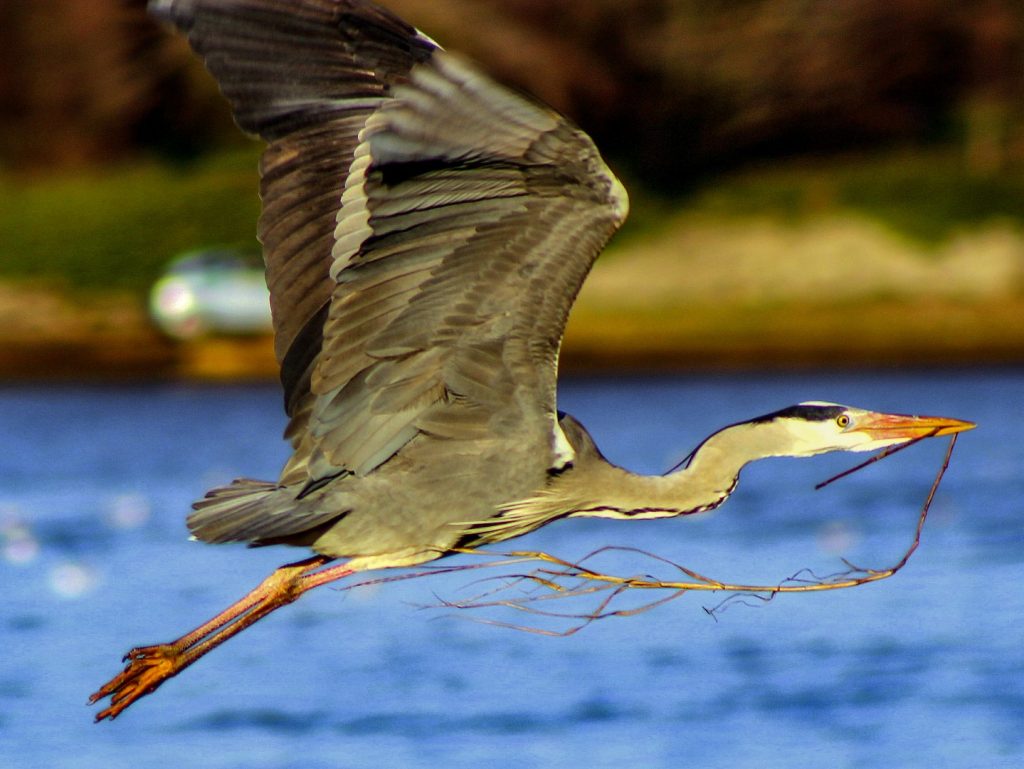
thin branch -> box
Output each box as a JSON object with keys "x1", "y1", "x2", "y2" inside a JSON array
[
  {"x1": 335, "y1": 435, "x2": 959, "y2": 634},
  {"x1": 814, "y1": 430, "x2": 937, "y2": 490}
]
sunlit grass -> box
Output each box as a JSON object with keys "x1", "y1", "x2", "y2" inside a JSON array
[
  {"x1": 688, "y1": 150, "x2": 1024, "y2": 246},
  {"x1": 0, "y1": 146, "x2": 261, "y2": 292},
  {"x1": 1, "y1": 145, "x2": 1021, "y2": 296}
]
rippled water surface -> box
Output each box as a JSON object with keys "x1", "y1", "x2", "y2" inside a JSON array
[{"x1": 2, "y1": 371, "x2": 1022, "y2": 768}]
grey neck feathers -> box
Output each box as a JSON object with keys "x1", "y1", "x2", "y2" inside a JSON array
[
  {"x1": 475, "y1": 417, "x2": 788, "y2": 545},
  {"x1": 566, "y1": 419, "x2": 788, "y2": 520}
]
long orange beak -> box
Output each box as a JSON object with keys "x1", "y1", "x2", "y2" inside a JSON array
[{"x1": 856, "y1": 412, "x2": 976, "y2": 441}]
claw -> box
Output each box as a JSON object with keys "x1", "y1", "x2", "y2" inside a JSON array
[
  {"x1": 90, "y1": 556, "x2": 348, "y2": 721},
  {"x1": 90, "y1": 644, "x2": 182, "y2": 721}
]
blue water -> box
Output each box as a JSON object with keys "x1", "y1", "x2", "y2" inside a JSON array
[{"x1": 2, "y1": 370, "x2": 1021, "y2": 769}]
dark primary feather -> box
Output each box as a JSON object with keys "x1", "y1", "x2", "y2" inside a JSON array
[{"x1": 152, "y1": 0, "x2": 437, "y2": 396}]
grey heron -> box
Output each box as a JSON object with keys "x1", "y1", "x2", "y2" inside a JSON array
[{"x1": 90, "y1": 0, "x2": 974, "y2": 721}]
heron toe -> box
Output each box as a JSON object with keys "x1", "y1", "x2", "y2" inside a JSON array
[{"x1": 90, "y1": 643, "x2": 182, "y2": 721}]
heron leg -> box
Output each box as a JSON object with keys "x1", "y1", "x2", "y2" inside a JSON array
[{"x1": 89, "y1": 555, "x2": 355, "y2": 722}]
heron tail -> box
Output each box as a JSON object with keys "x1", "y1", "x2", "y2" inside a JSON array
[{"x1": 188, "y1": 479, "x2": 345, "y2": 546}]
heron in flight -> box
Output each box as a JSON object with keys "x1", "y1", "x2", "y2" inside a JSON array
[{"x1": 91, "y1": 0, "x2": 974, "y2": 721}]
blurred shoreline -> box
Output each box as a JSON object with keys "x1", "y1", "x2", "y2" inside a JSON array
[
  {"x1": 5, "y1": 208, "x2": 1022, "y2": 381},
  {"x1": 2, "y1": 288, "x2": 1021, "y2": 382},
  {"x1": 2, "y1": 1, "x2": 1021, "y2": 382}
]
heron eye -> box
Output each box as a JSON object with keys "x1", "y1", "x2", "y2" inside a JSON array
[{"x1": 836, "y1": 414, "x2": 851, "y2": 429}]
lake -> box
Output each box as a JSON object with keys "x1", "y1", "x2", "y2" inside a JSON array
[{"x1": 1, "y1": 370, "x2": 1021, "y2": 769}]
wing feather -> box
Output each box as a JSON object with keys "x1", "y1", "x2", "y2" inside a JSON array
[
  {"x1": 301, "y1": 51, "x2": 627, "y2": 478},
  {"x1": 153, "y1": 0, "x2": 629, "y2": 488},
  {"x1": 151, "y1": 0, "x2": 437, "y2": 388}
]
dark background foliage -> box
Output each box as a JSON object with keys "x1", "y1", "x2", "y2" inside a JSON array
[{"x1": 1, "y1": 0, "x2": 1020, "y2": 186}]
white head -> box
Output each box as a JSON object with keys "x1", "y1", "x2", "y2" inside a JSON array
[{"x1": 745, "y1": 401, "x2": 975, "y2": 457}]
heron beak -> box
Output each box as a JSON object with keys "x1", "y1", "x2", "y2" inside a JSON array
[{"x1": 856, "y1": 411, "x2": 976, "y2": 442}]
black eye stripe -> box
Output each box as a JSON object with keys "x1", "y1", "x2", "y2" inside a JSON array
[{"x1": 750, "y1": 404, "x2": 846, "y2": 424}]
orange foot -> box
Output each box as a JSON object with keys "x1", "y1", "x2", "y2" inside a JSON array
[
  {"x1": 89, "y1": 644, "x2": 182, "y2": 721},
  {"x1": 90, "y1": 556, "x2": 351, "y2": 722}
]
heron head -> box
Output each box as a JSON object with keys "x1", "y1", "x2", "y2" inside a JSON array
[{"x1": 752, "y1": 401, "x2": 976, "y2": 457}]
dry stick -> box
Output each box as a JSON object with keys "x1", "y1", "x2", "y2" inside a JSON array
[
  {"x1": 337, "y1": 435, "x2": 958, "y2": 633},
  {"x1": 814, "y1": 430, "x2": 937, "y2": 490},
  {"x1": 411, "y1": 434, "x2": 960, "y2": 632},
  {"x1": 517, "y1": 433, "x2": 958, "y2": 595}
]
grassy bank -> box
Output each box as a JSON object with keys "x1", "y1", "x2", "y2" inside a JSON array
[
  {"x1": 1, "y1": 147, "x2": 261, "y2": 292},
  {"x1": 611, "y1": 150, "x2": 1024, "y2": 283},
  {"x1": 681, "y1": 150, "x2": 1024, "y2": 246},
  {"x1": 2, "y1": 146, "x2": 1023, "y2": 295},
  {"x1": 1, "y1": 146, "x2": 1022, "y2": 378}
]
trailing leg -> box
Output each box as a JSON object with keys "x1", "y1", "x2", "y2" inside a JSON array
[{"x1": 90, "y1": 555, "x2": 356, "y2": 721}]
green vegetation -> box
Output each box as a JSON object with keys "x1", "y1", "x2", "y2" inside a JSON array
[
  {"x1": 0, "y1": 146, "x2": 261, "y2": 292},
  {"x1": 689, "y1": 151, "x2": 1024, "y2": 246},
  {"x1": 2, "y1": 147, "x2": 1022, "y2": 296}
]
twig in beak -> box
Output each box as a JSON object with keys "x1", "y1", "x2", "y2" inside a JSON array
[{"x1": 815, "y1": 430, "x2": 938, "y2": 490}]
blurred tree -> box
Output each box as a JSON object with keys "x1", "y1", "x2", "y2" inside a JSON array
[
  {"x1": 321, "y1": 0, "x2": 1024, "y2": 185},
  {"x1": 958, "y1": 0, "x2": 1024, "y2": 173},
  {"x1": 0, "y1": 0, "x2": 1020, "y2": 185},
  {"x1": 0, "y1": 0, "x2": 238, "y2": 171},
  {"x1": 0, "y1": 0, "x2": 150, "y2": 168}
]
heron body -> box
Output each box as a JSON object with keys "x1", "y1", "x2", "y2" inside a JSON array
[
  {"x1": 90, "y1": 0, "x2": 974, "y2": 720},
  {"x1": 166, "y1": 0, "x2": 629, "y2": 570}
]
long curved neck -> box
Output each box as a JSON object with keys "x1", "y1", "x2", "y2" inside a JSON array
[
  {"x1": 477, "y1": 417, "x2": 786, "y2": 545},
  {"x1": 558, "y1": 418, "x2": 793, "y2": 521}
]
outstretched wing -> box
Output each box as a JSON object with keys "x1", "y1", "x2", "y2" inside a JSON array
[
  {"x1": 153, "y1": 0, "x2": 629, "y2": 487},
  {"x1": 151, "y1": 0, "x2": 436, "y2": 415}
]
